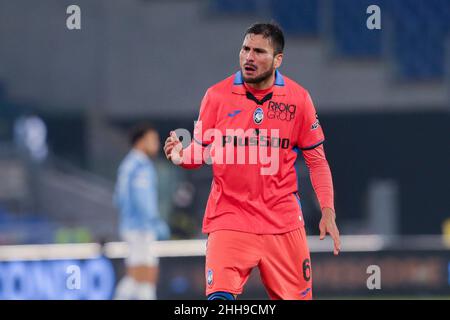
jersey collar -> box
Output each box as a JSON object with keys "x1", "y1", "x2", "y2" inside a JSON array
[
  {"x1": 130, "y1": 148, "x2": 150, "y2": 163},
  {"x1": 232, "y1": 69, "x2": 286, "y2": 96}
]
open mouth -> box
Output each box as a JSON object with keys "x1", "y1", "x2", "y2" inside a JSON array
[{"x1": 244, "y1": 65, "x2": 257, "y2": 72}]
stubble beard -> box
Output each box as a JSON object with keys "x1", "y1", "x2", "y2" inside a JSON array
[{"x1": 242, "y1": 62, "x2": 275, "y2": 84}]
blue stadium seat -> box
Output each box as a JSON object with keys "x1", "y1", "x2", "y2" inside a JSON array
[
  {"x1": 209, "y1": 0, "x2": 320, "y2": 36},
  {"x1": 270, "y1": 0, "x2": 320, "y2": 36},
  {"x1": 210, "y1": 0, "x2": 450, "y2": 81},
  {"x1": 331, "y1": 0, "x2": 383, "y2": 57},
  {"x1": 0, "y1": 210, "x2": 58, "y2": 244},
  {"x1": 209, "y1": 0, "x2": 260, "y2": 14},
  {"x1": 388, "y1": 0, "x2": 450, "y2": 80}
]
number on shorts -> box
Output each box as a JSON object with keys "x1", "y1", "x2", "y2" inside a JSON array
[{"x1": 302, "y1": 258, "x2": 311, "y2": 281}]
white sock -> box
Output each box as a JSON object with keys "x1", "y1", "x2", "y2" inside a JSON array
[
  {"x1": 135, "y1": 282, "x2": 156, "y2": 300},
  {"x1": 114, "y1": 276, "x2": 137, "y2": 300}
]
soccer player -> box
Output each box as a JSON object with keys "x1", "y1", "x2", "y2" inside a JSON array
[
  {"x1": 114, "y1": 124, "x2": 170, "y2": 300},
  {"x1": 164, "y1": 23, "x2": 340, "y2": 300}
]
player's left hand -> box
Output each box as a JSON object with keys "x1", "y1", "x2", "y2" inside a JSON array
[{"x1": 319, "y1": 208, "x2": 341, "y2": 255}]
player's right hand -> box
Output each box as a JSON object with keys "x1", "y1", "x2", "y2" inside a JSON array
[
  {"x1": 319, "y1": 207, "x2": 341, "y2": 256},
  {"x1": 164, "y1": 131, "x2": 183, "y2": 165}
]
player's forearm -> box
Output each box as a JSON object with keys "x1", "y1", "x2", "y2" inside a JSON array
[{"x1": 302, "y1": 145, "x2": 335, "y2": 212}]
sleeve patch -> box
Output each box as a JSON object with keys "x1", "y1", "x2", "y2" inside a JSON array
[{"x1": 311, "y1": 113, "x2": 320, "y2": 131}]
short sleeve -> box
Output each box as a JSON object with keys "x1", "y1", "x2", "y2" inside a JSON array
[
  {"x1": 297, "y1": 91, "x2": 325, "y2": 150},
  {"x1": 193, "y1": 89, "x2": 217, "y2": 147}
]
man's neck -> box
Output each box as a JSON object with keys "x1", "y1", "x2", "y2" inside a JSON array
[
  {"x1": 245, "y1": 73, "x2": 276, "y2": 91},
  {"x1": 132, "y1": 147, "x2": 148, "y2": 159}
]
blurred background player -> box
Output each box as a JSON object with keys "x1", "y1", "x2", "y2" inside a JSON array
[{"x1": 114, "y1": 123, "x2": 170, "y2": 300}]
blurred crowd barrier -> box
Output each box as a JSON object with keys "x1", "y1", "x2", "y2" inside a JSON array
[{"x1": 0, "y1": 235, "x2": 449, "y2": 299}]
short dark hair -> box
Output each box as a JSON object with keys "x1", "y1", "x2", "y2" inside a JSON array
[
  {"x1": 129, "y1": 123, "x2": 156, "y2": 146},
  {"x1": 244, "y1": 22, "x2": 285, "y2": 55}
]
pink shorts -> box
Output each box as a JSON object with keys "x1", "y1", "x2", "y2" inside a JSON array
[{"x1": 205, "y1": 228, "x2": 312, "y2": 300}]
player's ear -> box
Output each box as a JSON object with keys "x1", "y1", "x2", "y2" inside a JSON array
[{"x1": 274, "y1": 53, "x2": 283, "y2": 69}]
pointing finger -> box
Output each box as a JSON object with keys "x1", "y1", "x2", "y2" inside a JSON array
[{"x1": 319, "y1": 223, "x2": 326, "y2": 240}]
